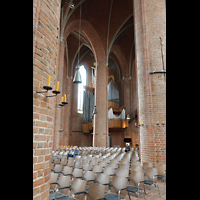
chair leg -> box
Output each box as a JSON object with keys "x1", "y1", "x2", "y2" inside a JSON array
[
  {"x1": 156, "y1": 183, "x2": 161, "y2": 198},
  {"x1": 164, "y1": 177, "x2": 166, "y2": 190},
  {"x1": 152, "y1": 185, "x2": 155, "y2": 200},
  {"x1": 143, "y1": 192, "x2": 146, "y2": 200},
  {"x1": 118, "y1": 190, "x2": 121, "y2": 200},
  {"x1": 128, "y1": 191, "x2": 131, "y2": 200},
  {"x1": 143, "y1": 185, "x2": 146, "y2": 194}
]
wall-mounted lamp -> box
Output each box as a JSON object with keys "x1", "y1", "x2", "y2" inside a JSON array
[
  {"x1": 156, "y1": 120, "x2": 165, "y2": 125},
  {"x1": 134, "y1": 121, "x2": 144, "y2": 127},
  {"x1": 36, "y1": 85, "x2": 52, "y2": 94},
  {"x1": 126, "y1": 114, "x2": 130, "y2": 120},
  {"x1": 93, "y1": 106, "x2": 97, "y2": 115},
  {"x1": 36, "y1": 76, "x2": 60, "y2": 97},
  {"x1": 62, "y1": 94, "x2": 68, "y2": 105},
  {"x1": 36, "y1": 76, "x2": 52, "y2": 93},
  {"x1": 55, "y1": 94, "x2": 68, "y2": 108},
  {"x1": 46, "y1": 81, "x2": 60, "y2": 97}
]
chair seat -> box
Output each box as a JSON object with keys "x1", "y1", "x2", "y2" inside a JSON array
[
  {"x1": 144, "y1": 180, "x2": 156, "y2": 185},
  {"x1": 127, "y1": 185, "x2": 142, "y2": 193},
  {"x1": 156, "y1": 175, "x2": 165, "y2": 179},
  {"x1": 49, "y1": 192, "x2": 66, "y2": 200},
  {"x1": 104, "y1": 192, "x2": 125, "y2": 200}
]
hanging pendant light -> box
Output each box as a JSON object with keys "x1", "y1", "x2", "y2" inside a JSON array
[
  {"x1": 64, "y1": 2, "x2": 74, "y2": 9},
  {"x1": 126, "y1": 114, "x2": 130, "y2": 120},
  {"x1": 73, "y1": 65, "x2": 82, "y2": 83}
]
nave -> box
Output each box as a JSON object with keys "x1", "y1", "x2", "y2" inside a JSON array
[
  {"x1": 33, "y1": 1, "x2": 166, "y2": 199},
  {"x1": 50, "y1": 147, "x2": 166, "y2": 200}
]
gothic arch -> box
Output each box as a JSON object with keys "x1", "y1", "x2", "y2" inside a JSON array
[{"x1": 63, "y1": 19, "x2": 106, "y2": 76}]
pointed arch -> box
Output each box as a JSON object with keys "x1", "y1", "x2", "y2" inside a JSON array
[{"x1": 63, "y1": 19, "x2": 106, "y2": 76}]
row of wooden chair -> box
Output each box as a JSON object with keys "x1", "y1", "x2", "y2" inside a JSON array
[
  {"x1": 53, "y1": 146, "x2": 139, "y2": 158},
  {"x1": 50, "y1": 165, "x2": 165, "y2": 200},
  {"x1": 50, "y1": 173, "x2": 104, "y2": 200},
  {"x1": 52, "y1": 149, "x2": 164, "y2": 178},
  {"x1": 51, "y1": 150, "x2": 134, "y2": 172},
  {"x1": 50, "y1": 165, "x2": 165, "y2": 199},
  {"x1": 52, "y1": 151, "x2": 163, "y2": 178},
  {"x1": 51, "y1": 150, "x2": 135, "y2": 171},
  {"x1": 50, "y1": 172, "x2": 129, "y2": 200},
  {"x1": 51, "y1": 148, "x2": 165, "y2": 199}
]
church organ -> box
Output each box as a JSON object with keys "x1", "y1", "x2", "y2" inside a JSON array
[{"x1": 82, "y1": 71, "x2": 128, "y2": 133}]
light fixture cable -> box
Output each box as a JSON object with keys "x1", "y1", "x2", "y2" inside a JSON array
[
  {"x1": 73, "y1": 2, "x2": 82, "y2": 83},
  {"x1": 77, "y1": 2, "x2": 82, "y2": 67}
]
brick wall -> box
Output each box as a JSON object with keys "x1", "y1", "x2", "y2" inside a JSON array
[
  {"x1": 133, "y1": 0, "x2": 166, "y2": 165},
  {"x1": 142, "y1": 0, "x2": 166, "y2": 164},
  {"x1": 144, "y1": 0, "x2": 166, "y2": 164},
  {"x1": 33, "y1": 0, "x2": 61, "y2": 199}
]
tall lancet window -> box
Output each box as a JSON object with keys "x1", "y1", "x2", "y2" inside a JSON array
[{"x1": 77, "y1": 65, "x2": 87, "y2": 113}]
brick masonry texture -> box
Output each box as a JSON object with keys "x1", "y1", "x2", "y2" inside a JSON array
[
  {"x1": 33, "y1": 0, "x2": 61, "y2": 199},
  {"x1": 33, "y1": 0, "x2": 166, "y2": 199},
  {"x1": 133, "y1": 0, "x2": 166, "y2": 165}
]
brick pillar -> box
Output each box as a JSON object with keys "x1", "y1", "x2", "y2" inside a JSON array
[
  {"x1": 53, "y1": 39, "x2": 65, "y2": 150},
  {"x1": 33, "y1": 0, "x2": 61, "y2": 199},
  {"x1": 63, "y1": 77, "x2": 73, "y2": 146},
  {"x1": 133, "y1": 0, "x2": 166, "y2": 165},
  {"x1": 93, "y1": 62, "x2": 108, "y2": 147},
  {"x1": 143, "y1": 0, "x2": 166, "y2": 164}
]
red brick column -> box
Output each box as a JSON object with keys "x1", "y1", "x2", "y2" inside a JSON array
[
  {"x1": 93, "y1": 62, "x2": 108, "y2": 147},
  {"x1": 133, "y1": 0, "x2": 166, "y2": 165},
  {"x1": 53, "y1": 39, "x2": 65, "y2": 150},
  {"x1": 33, "y1": 0, "x2": 61, "y2": 199},
  {"x1": 63, "y1": 77, "x2": 73, "y2": 146}
]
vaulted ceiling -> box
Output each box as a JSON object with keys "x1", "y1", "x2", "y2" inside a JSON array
[{"x1": 61, "y1": 0, "x2": 134, "y2": 80}]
